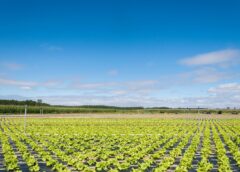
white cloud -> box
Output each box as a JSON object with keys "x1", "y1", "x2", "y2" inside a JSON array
[
  {"x1": 180, "y1": 49, "x2": 240, "y2": 66},
  {"x1": 2, "y1": 81, "x2": 240, "y2": 108},
  {"x1": 0, "y1": 78, "x2": 37, "y2": 88},
  {"x1": 20, "y1": 86, "x2": 32, "y2": 90},
  {"x1": 1, "y1": 74, "x2": 239, "y2": 108},
  {"x1": 71, "y1": 80, "x2": 160, "y2": 96},
  {"x1": 0, "y1": 77, "x2": 63, "y2": 90},
  {"x1": 208, "y1": 83, "x2": 240, "y2": 94},
  {"x1": 37, "y1": 95, "x2": 165, "y2": 107},
  {"x1": 0, "y1": 75, "x2": 160, "y2": 97},
  {"x1": 175, "y1": 67, "x2": 231, "y2": 85},
  {"x1": 33, "y1": 91, "x2": 240, "y2": 108},
  {"x1": 35, "y1": 80, "x2": 240, "y2": 108},
  {"x1": 73, "y1": 82, "x2": 117, "y2": 90},
  {"x1": 110, "y1": 90, "x2": 128, "y2": 95},
  {"x1": 190, "y1": 68, "x2": 229, "y2": 83}
]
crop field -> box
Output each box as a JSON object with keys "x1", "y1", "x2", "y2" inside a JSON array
[{"x1": 0, "y1": 117, "x2": 240, "y2": 172}]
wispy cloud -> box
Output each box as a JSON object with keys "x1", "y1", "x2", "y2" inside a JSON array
[
  {"x1": 180, "y1": 49, "x2": 240, "y2": 66},
  {"x1": 208, "y1": 83, "x2": 240, "y2": 94},
  {"x1": 71, "y1": 80, "x2": 160, "y2": 96},
  {"x1": 2, "y1": 62, "x2": 23, "y2": 70},
  {"x1": 178, "y1": 67, "x2": 231, "y2": 84},
  {"x1": 1, "y1": 75, "x2": 239, "y2": 108},
  {"x1": 0, "y1": 78, "x2": 37, "y2": 88},
  {"x1": 20, "y1": 86, "x2": 33, "y2": 90},
  {"x1": 72, "y1": 82, "x2": 117, "y2": 90},
  {"x1": 2, "y1": 81, "x2": 240, "y2": 108},
  {"x1": 38, "y1": 95, "x2": 161, "y2": 107},
  {"x1": 20, "y1": 84, "x2": 240, "y2": 108},
  {"x1": 0, "y1": 77, "x2": 62, "y2": 90},
  {"x1": 47, "y1": 81, "x2": 240, "y2": 107}
]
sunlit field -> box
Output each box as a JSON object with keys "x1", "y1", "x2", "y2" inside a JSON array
[{"x1": 0, "y1": 115, "x2": 240, "y2": 172}]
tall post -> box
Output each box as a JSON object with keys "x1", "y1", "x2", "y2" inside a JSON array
[{"x1": 24, "y1": 105, "x2": 27, "y2": 133}]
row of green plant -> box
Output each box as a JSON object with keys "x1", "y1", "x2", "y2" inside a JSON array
[
  {"x1": 175, "y1": 130, "x2": 201, "y2": 171},
  {"x1": 0, "y1": 128, "x2": 20, "y2": 171},
  {"x1": 4, "y1": 127, "x2": 40, "y2": 171},
  {"x1": 216, "y1": 122, "x2": 240, "y2": 167},
  {"x1": 197, "y1": 124, "x2": 213, "y2": 172},
  {"x1": 154, "y1": 129, "x2": 197, "y2": 171},
  {"x1": 212, "y1": 124, "x2": 232, "y2": 172}
]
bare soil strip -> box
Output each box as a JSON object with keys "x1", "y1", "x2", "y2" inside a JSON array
[{"x1": 1, "y1": 113, "x2": 240, "y2": 119}]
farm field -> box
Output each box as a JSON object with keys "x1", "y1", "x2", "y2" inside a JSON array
[{"x1": 0, "y1": 116, "x2": 240, "y2": 172}]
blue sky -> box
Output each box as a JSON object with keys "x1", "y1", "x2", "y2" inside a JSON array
[{"x1": 1, "y1": 0, "x2": 240, "y2": 107}]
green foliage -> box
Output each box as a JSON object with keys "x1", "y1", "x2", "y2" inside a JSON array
[{"x1": 0, "y1": 117, "x2": 239, "y2": 172}]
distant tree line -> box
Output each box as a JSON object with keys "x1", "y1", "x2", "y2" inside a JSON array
[
  {"x1": 55, "y1": 105, "x2": 144, "y2": 110},
  {"x1": 0, "y1": 99, "x2": 49, "y2": 106}
]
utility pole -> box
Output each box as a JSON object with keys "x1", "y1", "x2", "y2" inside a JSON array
[
  {"x1": 24, "y1": 105, "x2": 27, "y2": 134},
  {"x1": 40, "y1": 108, "x2": 43, "y2": 115}
]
